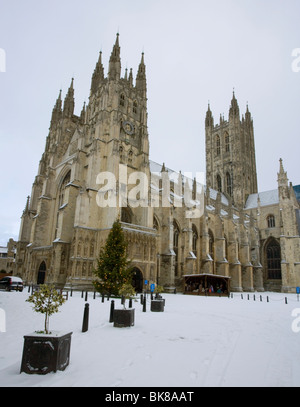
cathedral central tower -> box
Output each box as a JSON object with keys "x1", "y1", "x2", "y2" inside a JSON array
[{"x1": 205, "y1": 93, "x2": 258, "y2": 208}]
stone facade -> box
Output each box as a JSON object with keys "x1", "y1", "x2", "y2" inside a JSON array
[
  {"x1": 15, "y1": 35, "x2": 300, "y2": 293},
  {"x1": 0, "y1": 238, "x2": 17, "y2": 276}
]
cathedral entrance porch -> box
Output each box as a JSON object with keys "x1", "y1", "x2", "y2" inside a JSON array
[
  {"x1": 37, "y1": 261, "x2": 47, "y2": 285},
  {"x1": 131, "y1": 267, "x2": 143, "y2": 293},
  {"x1": 183, "y1": 273, "x2": 231, "y2": 296}
]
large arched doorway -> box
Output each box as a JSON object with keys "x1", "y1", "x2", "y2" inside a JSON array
[
  {"x1": 37, "y1": 261, "x2": 47, "y2": 285},
  {"x1": 265, "y1": 238, "x2": 281, "y2": 280},
  {"x1": 131, "y1": 268, "x2": 143, "y2": 293}
]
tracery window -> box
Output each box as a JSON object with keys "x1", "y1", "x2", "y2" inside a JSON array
[
  {"x1": 192, "y1": 225, "x2": 198, "y2": 257},
  {"x1": 216, "y1": 174, "x2": 222, "y2": 193},
  {"x1": 58, "y1": 171, "x2": 71, "y2": 207},
  {"x1": 133, "y1": 100, "x2": 137, "y2": 114},
  {"x1": 120, "y1": 94, "x2": 125, "y2": 107},
  {"x1": 226, "y1": 172, "x2": 233, "y2": 198},
  {"x1": 267, "y1": 215, "x2": 276, "y2": 228},
  {"x1": 173, "y1": 220, "x2": 180, "y2": 276},
  {"x1": 266, "y1": 239, "x2": 281, "y2": 280},
  {"x1": 216, "y1": 135, "x2": 221, "y2": 155},
  {"x1": 225, "y1": 133, "x2": 230, "y2": 152},
  {"x1": 208, "y1": 230, "x2": 214, "y2": 260}
]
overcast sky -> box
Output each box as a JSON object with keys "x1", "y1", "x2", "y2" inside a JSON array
[{"x1": 0, "y1": 0, "x2": 299, "y2": 245}]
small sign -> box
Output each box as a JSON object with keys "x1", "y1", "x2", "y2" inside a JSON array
[
  {"x1": 144, "y1": 280, "x2": 148, "y2": 285},
  {"x1": 297, "y1": 287, "x2": 300, "y2": 294},
  {"x1": 150, "y1": 284, "x2": 155, "y2": 292}
]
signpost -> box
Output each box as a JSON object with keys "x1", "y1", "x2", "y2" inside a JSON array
[{"x1": 150, "y1": 284, "x2": 155, "y2": 293}]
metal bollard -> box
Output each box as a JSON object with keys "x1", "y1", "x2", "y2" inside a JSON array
[
  {"x1": 143, "y1": 296, "x2": 146, "y2": 312},
  {"x1": 109, "y1": 300, "x2": 115, "y2": 323},
  {"x1": 82, "y1": 303, "x2": 89, "y2": 333},
  {"x1": 85, "y1": 291, "x2": 88, "y2": 302},
  {"x1": 129, "y1": 298, "x2": 132, "y2": 308}
]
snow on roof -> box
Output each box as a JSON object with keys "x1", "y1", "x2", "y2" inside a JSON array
[{"x1": 245, "y1": 189, "x2": 279, "y2": 210}]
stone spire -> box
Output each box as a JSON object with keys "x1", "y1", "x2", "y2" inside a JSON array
[
  {"x1": 136, "y1": 52, "x2": 146, "y2": 92},
  {"x1": 63, "y1": 78, "x2": 75, "y2": 118},
  {"x1": 205, "y1": 102, "x2": 214, "y2": 128},
  {"x1": 229, "y1": 90, "x2": 240, "y2": 119},
  {"x1": 90, "y1": 51, "x2": 105, "y2": 94},
  {"x1": 108, "y1": 33, "x2": 121, "y2": 81},
  {"x1": 277, "y1": 158, "x2": 289, "y2": 188},
  {"x1": 50, "y1": 89, "x2": 62, "y2": 127}
]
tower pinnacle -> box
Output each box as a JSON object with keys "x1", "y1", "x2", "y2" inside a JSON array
[{"x1": 108, "y1": 33, "x2": 121, "y2": 80}]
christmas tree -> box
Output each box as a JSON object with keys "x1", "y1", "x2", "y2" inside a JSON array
[{"x1": 93, "y1": 219, "x2": 133, "y2": 296}]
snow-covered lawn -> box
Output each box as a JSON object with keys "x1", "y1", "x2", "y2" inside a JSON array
[{"x1": 0, "y1": 289, "x2": 300, "y2": 387}]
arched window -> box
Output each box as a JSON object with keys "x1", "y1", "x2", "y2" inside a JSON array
[
  {"x1": 226, "y1": 172, "x2": 233, "y2": 198},
  {"x1": 173, "y1": 220, "x2": 180, "y2": 276},
  {"x1": 267, "y1": 215, "x2": 276, "y2": 228},
  {"x1": 119, "y1": 145, "x2": 124, "y2": 163},
  {"x1": 216, "y1": 174, "x2": 222, "y2": 193},
  {"x1": 208, "y1": 229, "x2": 214, "y2": 260},
  {"x1": 153, "y1": 216, "x2": 159, "y2": 231},
  {"x1": 55, "y1": 170, "x2": 71, "y2": 238},
  {"x1": 120, "y1": 94, "x2": 125, "y2": 107},
  {"x1": 37, "y1": 261, "x2": 47, "y2": 285},
  {"x1": 225, "y1": 133, "x2": 230, "y2": 152},
  {"x1": 216, "y1": 135, "x2": 221, "y2": 155},
  {"x1": 266, "y1": 239, "x2": 281, "y2": 280},
  {"x1": 133, "y1": 100, "x2": 138, "y2": 114},
  {"x1": 192, "y1": 225, "x2": 198, "y2": 256},
  {"x1": 58, "y1": 171, "x2": 71, "y2": 208},
  {"x1": 128, "y1": 150, "x2": 133, "y2": 165}
]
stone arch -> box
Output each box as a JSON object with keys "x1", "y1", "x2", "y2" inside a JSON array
[
  {"x1": 264, "y1": 237, "x2": 281, "y2": 280},
  {"x1": 37, "y1": 261, "x2": 47, "y2": 285},
  {"x1": 131, "y1": 267, "x2": 144, "y2": 293}
]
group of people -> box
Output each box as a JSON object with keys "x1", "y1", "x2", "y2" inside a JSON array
[{"x1": 185, "y1": 281, "x2": 225, "y2": 295}]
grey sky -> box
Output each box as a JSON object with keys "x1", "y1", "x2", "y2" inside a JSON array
[{"x1": 0, "y1": 0, "x2": 299, "y2": 245}]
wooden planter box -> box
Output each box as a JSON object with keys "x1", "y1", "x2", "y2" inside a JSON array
[
  {"x1": 113, "y1": 309, "x2": 135, "y2": 328},
  {"x1": 20, "y1": 331, "x2": 72, "y2": 375},
  {"x1": 151, "y1": 299, "x2": 165, "y2": 312}
]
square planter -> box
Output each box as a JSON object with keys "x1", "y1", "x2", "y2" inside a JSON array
[
  {"x1": 20, "y1": 331, "x2": 72, "y2": 375},
  {"x1": 151, "y1": 299, "x2": 165, "y2": 312},
  {"x1": 113, "y1": 309, "x2": 135, "y2": 328}
]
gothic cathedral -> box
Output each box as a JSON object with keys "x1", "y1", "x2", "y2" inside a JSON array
[{"x1": 16, "y1": 35, "x2": 300, "y2": 293}]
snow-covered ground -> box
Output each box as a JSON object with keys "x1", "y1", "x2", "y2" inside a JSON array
[{"x1": 0, "y1": 289, "x2": 300, "y2": 387}]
